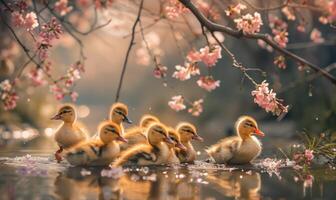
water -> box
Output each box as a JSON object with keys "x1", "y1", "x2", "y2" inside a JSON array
[{"x1": 0, "y1": 151, "x2": 335, "y2": 200}]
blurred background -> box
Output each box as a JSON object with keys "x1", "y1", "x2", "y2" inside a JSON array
[{"x1": 0, "y1": 0, "x2": 335, "y2": 155}]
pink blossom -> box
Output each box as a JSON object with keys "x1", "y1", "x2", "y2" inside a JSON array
[
  {"x1": 187, "y1": 50, "x2": 202, "y2": 63},
  {"x1": 55, "y1": 0, "x2": 73, "y2": 16},
  {"x1": 165, "y1": 0, "x2": 188, "y2": 19},
  {"x1": 196, "y1": 0, "x2": 219, "y2": 20},
  {"x1": 297, "y1": 25, "x2": 306, "y2": 32},
  {"x1": 197, "y1": 76, "x2": 220, "y2": 92},
  {"x1": 168, "y1": 95, "x2": 186, "y2": 111},
  {"x1": 50, "y1": 84, "x2": 65, "y2": 100},
  {"x1": 251, "y1": 80, "x2": 288, "y2": 115},
  {"x1": 27, "y1": 68, "x2": 46, "y2": 86},
  {"x1": 281, "y1": 7, "x2": 295, "y2": 21},
  {"x1": 70, "y1": 91, "x2": 78, "y2": 102},
  {"x1": 199, "y1": 45, "x2": 222, "y2": 67},
  {"x1": 172, "y1": 63, "x2": 200, "y2": 81},
  {"x1": 225, "y1": 3, "x2": 247, "y2": 17},
  {"x1": 274, "y1": 55, "x2": 286, "y2": 69},
  {"x1": 234, "y1": 12, "x2": 263, "y2": 34},
  {"x1": 310, "y1": 29, "x2": 324, "y2": 43},
  {"x1": 0, "y1": 79, "x2": 19, "y2": 110},
  {"x1": 11, "y1": 11, "x2": 24, "y2": 27},
  {"x1": 153, "y1": 65, "x2": 167, "y2": 79},
  {"x1": 269, "y1": 15, "x2": 288, "y2": 31},
  {"x1": 273, "y1": 30, "x2": 288, "y2": 48},
  {"x1": 188, "y1": 99, "x2": 203, "y2": 116},
  {"x1": 24, "y1": 12, "x2": 39, "y2": 31},
  {"x1": 304, "y1": 150, "x2": 314, "y2": 162}
]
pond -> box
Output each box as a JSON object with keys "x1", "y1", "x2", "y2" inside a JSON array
[{"x1": 0, "y1": 151, "x2": 335, "y2": 200}]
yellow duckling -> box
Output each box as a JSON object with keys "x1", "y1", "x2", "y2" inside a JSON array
[
  {"x1": 206, "y1": 116, "x2": 264, "y2": 165},
  {"x1": 51, "y1": 105, "x2": 89, "y2": 163},
  {"x1": 175, "y1": 122, "x2": 203, "y2": 163},
  {"x1": 166, "y1": 127, "x2": 187, "y2": 164},
  {"x1": 109, "y1": 102, "x2": 132, "y2": 134},
  {"x1": 120, "y1": 114, "x2": 160, "y2": 150},
  {"x1": 111, "y1": 122, "x2": 174, "y2": 167},
  {"x1": 64, "y1": 121, "x2": 128, "y2": 166}
]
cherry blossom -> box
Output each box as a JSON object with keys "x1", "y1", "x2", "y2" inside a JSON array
[
  {"x1": 251, "y1": 80, "x2": 288, "y2": 115},
  {"x1": 27, "y1": 68, "x2": 46, "y2": 86},
  {"x1": 234, "y1": 12, "x2": 263, "y2": 34},
  {"x1": 225, "y1": 3, "x2": 247, "y2": 17},
  {"x1": 188, "y1": 99, "x2": 204, "y2": 116},
  {"x1": 168, "y1": 95, "x2": 186, "y2": 111},
  {"x1": 304, "y1": 150, "x2": 314, "y2": 162},
  {"x1": 310, "y1": 29, "x2": 324, "y2": 43},
  {"x1": 172, "y1": 63, "x2": 200, "y2": 81},
  {"x1": 197, "y1": 76, "x2": 220, "y2": 92},
  {"x1": 70, "y1": 91, "x2": 78, "y2": 102},
  {"x1": 11, "y1": 11, "x2": 24, "y2": 27},
  {"x1": 274, "y1": 55, "x2": 286, "y2": 69},
  {"x1": 273, "y1": 30, "x2": 288, "y2": 48},
  {"x1": 54, "y1": 0, "x2": 73, "y2": 16},
  {"x1": 186, "y1": 50, "x2": 202, "y2": 63},
  {"x1": 199, "y1": 45, "x2": 222, "y2": 67},
  {"x1": 50, "y1": 84, "x2": 65, "y2": 100},
  {"x1": 165, "y1": 0, "x2": 188, "y2": 19},
  {"x1": 196, "y1": 0, "x2": 220, "y2": 20},
  {"x1": 153, "y1": 65, "x2": 168, "y2": 79},
  {"x1": 281, "y1": 7, "x2": 296, "y2": 21},
  {"x1": 0, "y1": 79, "x2": 19, "y2": 110},
  {"x1": 24, "y1": 12, "x2": 39, "y2": 31}
]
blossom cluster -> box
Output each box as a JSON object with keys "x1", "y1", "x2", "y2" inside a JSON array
[
  {"x1": 165, "y1": 0, "x2": 189, "y2": 19},
  {"x1": 168, "y1": 95, "x2": 204, "y2": 116},
  {"x1": 251, "y1": 81, "x2": 288, "y2": 116},
  {"x1": 11, "y1": 11, "x2": 39, "y2": 31},
  {"x1": 234, "y1": 12, "x2": 263, "y2": 34},
  {"x1": 269, "y1": 15, "x2": 288, "y2": 48},
  {"x1": 54, "y1": 0, "x2": 73, "y2": 16},
  {"x1": 0, "y1": 79, "x2": 19, "y2": 111}
]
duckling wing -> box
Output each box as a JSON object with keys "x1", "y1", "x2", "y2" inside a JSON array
[
  {"x1": 64, "y1": 140, "x2": 103, "y2": 166},
  {"x1": 206, "y1": 136, "x2": 242, "y2": 164},
  {"x1": 111, "y1": 144, "x2": 155, "y2": 167},
  {"x1": 120, "y1": 128, "x2": 147, "y2": 150}
]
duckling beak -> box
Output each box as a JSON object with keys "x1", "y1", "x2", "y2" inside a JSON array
[
  {"x1": 254, "y1": 128, "x2": 265, "y2": 137},
  {"x1": 164, "y1": 136, "x2": 174, "y2": 144},
  {"x1": 122, "y1": 115, "x2": 133, "y2": 124},
  {"x1": 50, "y1": 114, "x2": 61, "y2": 120},
  {"x1": 192, "y1": 134, "x2": 204, "y2": 142},
  {"x1": 116, "y1": 136, "x2": 128, "y2": 143},
  {"x1": 176, "y1": 142, "x2": 187, "y2": 151}
]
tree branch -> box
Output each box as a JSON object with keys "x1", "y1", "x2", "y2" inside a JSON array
[
  {"x1": 115, "y1": 0, "x2": 145, "y2": 102},
  {"x1": 179, "y1": 0, "x2": 336, "y2": 85}
]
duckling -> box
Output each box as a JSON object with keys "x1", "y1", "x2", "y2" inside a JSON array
[
  {"x1": 166, "y1": 127, "x2": 187, "y2": 164},
  {"x1": 175, "y1": 122, "x2": 203, "y2": 163},
  {"x1": 64, "y1": 121, "x2": 128, "y2": 166},
  {"x1": 206, "y1": 116, "x2": 264, "y2": 165},
  {"x1": 109, "y1": 102, "x2": 132, "y2": 135},
  {"x1": 111, "y1": 122, "x2": 174, "y2": 167},
  {"x1": 51, "y1": 105, "x2": 89, "y2": 163},
  {"x1": 120, "y1": 114, "x2": 160, "y2": 150}
]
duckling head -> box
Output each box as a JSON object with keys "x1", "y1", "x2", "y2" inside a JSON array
[
  {"x1": 167, "y1": 127, "x2": 187, "y2": 151},
  {"x1": 146, "y1": 122, "x2": 174, "y2": 146},
  {"x1": 176, "y1": 122, "x2": 203, "y2": 143},
  {"x1": 51, "y1": 105, "x2": 76, "y2": 123},
  {"x1": 139, "y1": 114, "x2": 160, "y2": 128},
  {"x1": 109, "y1": 102, "x2": 132, "y2": 124},
  {"x1": 235, "y1": 116, "x2": 264, "y2": 140},
  {"x1": 98, "y1": 121, "x2": 128, "y2": 144}
]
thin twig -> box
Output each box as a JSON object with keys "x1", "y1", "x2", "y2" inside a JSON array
[{"x1": 115, "y1": 0, "x2": 145, "y2": 102}]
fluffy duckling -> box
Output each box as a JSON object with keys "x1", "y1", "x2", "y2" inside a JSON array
[
  {"x1": 120, "y1": 114, "x2": 160, "y2": 150},
  {"x1": 166, "y1": 127, "x2": 187, "y2": 164},
  {"x1": 64, "y1": 121, "x2": 127, "y2": 166},
  {"x1": 175, "y1": 122, "x2": 203, "y2": 163},
  {"x1": 109, "y1": 102, "x2": 132, "y2": 134},
  {"x1": 51, "y1": 105, "x2": 89, "y2": 163},
  {"x1": 206, "y1": 116, "x2": 264, "y2": 165},
  {"x1": 111, "y1": 122, "x2": 174, "y2": 167}
]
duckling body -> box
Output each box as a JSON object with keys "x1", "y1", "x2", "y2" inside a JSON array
[
  {"x1": 174, "y1": 122, "x2": 203, "y2": 163},
  {"x1": 51, "y1": 105, "x2": 89, "y2": 162},
  {"x1": 166, "y1": 127, "x2": 187, "y2": 165},
  {"x1": 65, "y1": 121, "x2": 127, "y2": 166},
  {"x1": 206, "y1": 116, "x2": 264, "y2": 165},
  {"x1": 111, "y1": 122, "x2": 174, "y2": 167}
]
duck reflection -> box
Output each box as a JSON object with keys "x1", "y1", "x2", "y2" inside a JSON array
[
  {"x1": 206, "y1": 170, "x2": 261, "y2": 200},
  {"x1": 53, "y1": 166, "x2": 202, "y2": 200}
]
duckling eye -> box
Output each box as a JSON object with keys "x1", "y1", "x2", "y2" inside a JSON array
[
  {"x1": 154, "y1": 128, "x2": 165, "y2": 135},
  {"x1": 182, "y1": 128, "x2": 194, "y2": 134},
  {"x1": 245, "y1": 122, "x2": 255, "y2": 128},
  {"x1": 170, "y1": 137, "x2": 177, "y2": 142}
]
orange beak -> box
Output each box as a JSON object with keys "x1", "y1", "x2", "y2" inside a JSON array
[
  {"x1": 117, "y1": 136, "x2": 128, "y2": 143},
  {"x1": 254, "y1": 128, "x2": 265, "y2": 137},
  {"x1": 50, "y1": 114, "x2": 62, "y2": 120},
  {"x1": 176, "y1": 142, "x2": 187, "y2": 151}
]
